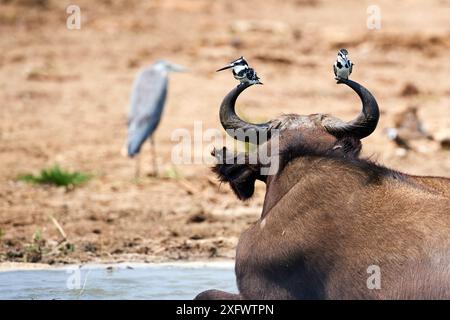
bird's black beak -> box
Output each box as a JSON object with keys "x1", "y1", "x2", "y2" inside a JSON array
[{"x1": 216, "y1": 64, "x2": 234, "y2": 72}]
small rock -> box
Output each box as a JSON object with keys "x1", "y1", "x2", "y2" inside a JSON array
[
  {"x1": 188, "y1": 213, "x2": 207, "y2": 223},
  {"x1": 400, "y1": 83, "x2": 420, "y2": 97},
  {"x1": 112, "y1": 248, "x2": 123, "y2": 254},
  {"x1": 209, "y1": 246, "x2": 218, "y2": 257},
  {"x1": 440, "y1": 138, "x2": 450, "y2": 150},
  {"x1": 83, "y1": 242, "x2": 98, "y2": 253}
]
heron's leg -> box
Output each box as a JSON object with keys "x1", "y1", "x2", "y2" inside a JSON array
[
  {"x1": 150, "y1": 137, "x2": 159, "y2": 177},
  {"x1": 135, "y1": 153, "x2": 141, "y2": 179}
]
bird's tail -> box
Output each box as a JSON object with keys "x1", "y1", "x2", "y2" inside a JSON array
[{"x1": 127, "y1": 143, "x2": 140, "y2": 157}]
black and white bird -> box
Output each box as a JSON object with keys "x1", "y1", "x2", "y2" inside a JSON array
[
  {"x1": 216, "y1": 56, "x2": 262, "y2": 85},
  {"x1": 333, "y1": 49, "x2": 354, "y2": 80}
]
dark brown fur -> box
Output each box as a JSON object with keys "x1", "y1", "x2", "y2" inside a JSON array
[
  {"x1": 197, "y1": 131, "x2": 450, "y2": 300},
  {"x1": 196, "y1": 79, "x2": 449, "y2": 300}
]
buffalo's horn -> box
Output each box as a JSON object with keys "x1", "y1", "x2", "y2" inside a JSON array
[
  {"x1": 324, "y1": 78, "x2": 380, "y2": 139},
  {"x1": 219, "y1": 83, "x2": 271, "y2": 144}
]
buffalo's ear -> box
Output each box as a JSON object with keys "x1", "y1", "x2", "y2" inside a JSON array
[
  {"x1": 212, "y1": 163, "x2": 257, "y2": 200},
  {"x1": 211, "y1": 148, "x2": 258, "y2": 201},
  {"x1": 331, "y1": 137, "x2": 362, "y2": 157}
]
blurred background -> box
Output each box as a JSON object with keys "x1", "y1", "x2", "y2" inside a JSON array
[{"x1": 0, "y1": 0, "x2": 449, "y2": 265}]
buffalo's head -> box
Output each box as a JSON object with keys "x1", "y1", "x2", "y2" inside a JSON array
[{"x1": 213, "y1": 78, "x2": 380, "y2": 200}]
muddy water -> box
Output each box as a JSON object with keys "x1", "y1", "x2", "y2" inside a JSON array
[{"x1": 0, "y1": 262, "x2": 236, "y2": 300}]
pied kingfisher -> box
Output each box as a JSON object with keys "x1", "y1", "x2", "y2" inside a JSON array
[
  {"x1": 216, "y1": 56, "x2": 262, "y2": 85},
  {"x1": 333, "y1": 49, "x2": 354, "y2": 80}
]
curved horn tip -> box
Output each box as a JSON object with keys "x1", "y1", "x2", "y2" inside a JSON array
[
  {"x1": 327, "y1": 78, "x2": 380, "y2": 139},
  {"x1": 335, "y1": 77, "x2": 352, "y2": 85},
  {"x1": 219, "y1": 82, "x2": 270, "y2": 144}
]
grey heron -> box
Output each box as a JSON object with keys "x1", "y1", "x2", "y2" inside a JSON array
[{"x1": 127, "y1": 60, "x2": 186, "y2": 177}]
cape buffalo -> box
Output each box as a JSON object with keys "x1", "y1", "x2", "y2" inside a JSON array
[{"x1": 195, "y1": 78, "x2": 450, "y2": 299}]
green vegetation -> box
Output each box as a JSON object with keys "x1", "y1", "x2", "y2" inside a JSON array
[
  {"x1": 18, "y1": 165, "x2": 91, "y2": 187},
  {"x1": 164, "y1": 166, "x2": 183, "y2": 180},
  {"x1": 24, "y1": 230, "x2": 44, "y2": 263}
]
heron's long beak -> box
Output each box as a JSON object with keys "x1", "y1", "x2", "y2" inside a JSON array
[
  {"x1": 216, "y1": 64, "x2": 234, "y2": 72},
  {"x1": 169, "y1": 63, "x2": 188, "y2": 72}
]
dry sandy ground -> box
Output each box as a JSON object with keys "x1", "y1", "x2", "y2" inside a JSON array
[{"x1": 0, "y1": 0, "x2": 449, "y2": 265}]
